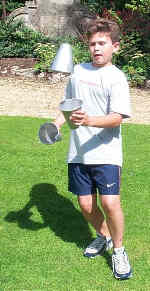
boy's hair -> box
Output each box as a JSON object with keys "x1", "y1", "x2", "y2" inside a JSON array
[{"x1": 85, "y1": 18, "x2": 120, "y2": 43}]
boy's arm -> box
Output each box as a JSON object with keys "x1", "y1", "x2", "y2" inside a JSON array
[
  {"x1": 53, "y1": 111, "x2": 66, "y2": 129},
  {"x1": 70, "y1": 110, "x2": 123, "y2": 128}
]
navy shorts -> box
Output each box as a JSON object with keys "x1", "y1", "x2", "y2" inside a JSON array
[{"x1": 68, "y1": 163, "x2": 121, "y2": 195}]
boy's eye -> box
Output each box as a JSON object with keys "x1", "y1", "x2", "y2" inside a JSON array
[
  {"x1": 89, "y1": 42, "x2": 95, "y2": 46},
  {"x1": 90, "y1": 42, "x2": 106, "y2": 46}
]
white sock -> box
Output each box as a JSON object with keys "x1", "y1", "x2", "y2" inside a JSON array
[
  {"x1": 114, "y1": 246, "x2": 124, "y2": 254},
  {"x1": 106, "y1": 236, "x2": 112, "y2": 242}
]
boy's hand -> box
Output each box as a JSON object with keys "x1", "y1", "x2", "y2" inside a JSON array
[
  {"x1": 53, "y1": 112, "x2": 66, "y2": 129},
  {"x1": 70, "y1": 111, "x2": 123, "y2": 128},
  {"x1": 70, "y1": 110, "x2": 90, "y2": 126}
]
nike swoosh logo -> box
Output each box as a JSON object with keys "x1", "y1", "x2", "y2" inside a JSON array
[{"x1": 107, "y1": 183, "x2": 116, "y2": 188}]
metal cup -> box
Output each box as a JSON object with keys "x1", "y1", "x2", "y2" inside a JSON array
[
  {"x1": 50, "y1": 43, "x2": 74, "y2": 74},
  {"x1": 59, "y1": 99, "x2": 83, "y2": 129},
  {"x1": 38, "y1": 122, "x2": 62, "y2": 145}
]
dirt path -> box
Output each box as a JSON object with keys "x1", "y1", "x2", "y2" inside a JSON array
[
  {"x1": 0, "y1": 78, "x2": 66, "y2": 119},
  {"x1": 0, "y1": 77, "x2": 150, "y2": 124}
]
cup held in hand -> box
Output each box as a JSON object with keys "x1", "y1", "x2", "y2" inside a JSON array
[
  {"x1": 59, "y1": 99, "x2": 83, "y2": 129},
  {"x1": 38, "y1": 123, "x2": 61, "y2": 145}
]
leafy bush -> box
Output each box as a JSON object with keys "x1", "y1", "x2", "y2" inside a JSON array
[
  {"x1": 122, "y1": 64, "x2": 146, "y2": 87},
  {"x1": 122, "y1": 53, "x2": 150, "y2": 87},
  {"x1": 80, "y1": 0, "x2": 112, "y2": 15},
  {"x1": 101, "y1": 7, "x2": 150, "y2": 86},
  {"x1": 125, "y1": 0, "x2": 150, "y2": 14},
  {"x1": 114, "y1": 48, "x2": 150, "y2": 87},
  {"x1": 102, "y1": 8, "x2": 150, "y2": 53},
  {"x1": 0, "y1": 19, "x2": 90, "y2": 73},
  {"x1": 113, "y1": 33, "x2": 150, "y2": 87},
  {"x1": 0, "y1": 19, "x2": 51, "y2": 57},
  {"x1": 33, "y1": 43, "x2": 59, "y2": 72},
  {"x1": 0, "y1": 0, "x2": 25, "y2": 18},
  {"x1": 113, "y1": 32, "x2": 142, "y2": 66},
  {"x1": 80, "y1": 0, "x2": 130, "y2": 14},
  {"x1": 118, "y1": 10, "x2": 150, "y2": 53},
  {"x1": 69, "y1": 38, "x2": 91, "y2": 64}
]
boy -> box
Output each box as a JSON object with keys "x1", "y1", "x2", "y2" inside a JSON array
[{"x1": 55, "y1": 18, "x2": 132, "y2": 280}]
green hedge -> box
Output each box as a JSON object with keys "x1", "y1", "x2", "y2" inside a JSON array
[{"x1": 0, "y1": 20, "x2": 51, "y2": 57}]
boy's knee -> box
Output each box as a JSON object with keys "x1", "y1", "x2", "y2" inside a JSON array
[
  {"x1": 101, "y1": 195, "x2": 121, "y2": 215},
  {"x1": 78, "y1": 195, "x2": 97, "y2": 215}
]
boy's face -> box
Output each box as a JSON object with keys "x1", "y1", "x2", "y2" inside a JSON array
[{"x1": 88, "y1": 32, "x2": 119, "y2": 67}]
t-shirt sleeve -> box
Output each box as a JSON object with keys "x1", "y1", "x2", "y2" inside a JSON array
[{"x1": 109, "y1": 74, "x2": 132, "y2": 118}]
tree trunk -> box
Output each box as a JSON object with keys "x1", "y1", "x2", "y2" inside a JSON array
[{"x1": 2, "y1": 0, "x2": 7, "y2": 20}]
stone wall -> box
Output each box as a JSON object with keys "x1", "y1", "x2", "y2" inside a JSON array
[{"x1": 8, "y1": 0, "x2": 81, "y2": 37}]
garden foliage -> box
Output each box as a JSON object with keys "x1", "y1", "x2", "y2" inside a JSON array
[
  {"x1": 0, "y1": 20, "x2": 50, "y2": 57},
  {"x1": 101, "y1": 7, "x2": 150, "y2": 86},
  {"x1": 0, "y1": 1, "x2": 150, "y2": 87},
  {"x1": 0, "y1": 0, "x2": 25, "y2": 18}
]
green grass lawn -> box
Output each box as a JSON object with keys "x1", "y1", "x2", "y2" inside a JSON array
[{"x1": 0, "y1": 116, "x2": 150, "y2": 291}]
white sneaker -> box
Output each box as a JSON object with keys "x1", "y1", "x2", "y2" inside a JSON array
[{"x1": 112, "y1": 247, "x2": 133, "y2": 280}]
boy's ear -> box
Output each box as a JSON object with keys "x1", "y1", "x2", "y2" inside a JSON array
[{"x1": 113, "y1": 42, "x2": 120, "y2": 53}]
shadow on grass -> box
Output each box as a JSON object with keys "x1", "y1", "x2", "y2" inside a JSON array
[
  {"x1": 102, "y1": 251, "x2": 112, "y2": 270},
  {"x1": 5, "y1": 183, "x2": 93, "y2": 249}
]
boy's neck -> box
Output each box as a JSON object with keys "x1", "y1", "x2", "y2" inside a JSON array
[{"x1": 92, "y1": 62, "x2": 113, "y2": 68}]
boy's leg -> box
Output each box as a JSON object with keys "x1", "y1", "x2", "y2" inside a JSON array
[
  {"x1": 78, "y1": 194, "x2": 113, "y2": 257},
  {"x1": 78, "y1": 193, "x2": 110, "y2": 237},
  {"x1": 68, "y1": 163, "x2": 113, "y2": 257},
  {"x1": 100, "y1": 194, "x2": 132, "y2": 279},
  {"x1": 100, "y1": 195, "x2": 124, "y2": 248}
]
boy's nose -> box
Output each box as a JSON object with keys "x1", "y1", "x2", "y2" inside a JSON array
[{"x1": 94, "y1": 43, "x2": 100, "y2": 50}]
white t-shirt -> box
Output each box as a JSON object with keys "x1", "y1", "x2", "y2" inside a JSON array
[{"x1": 64, "y1": 63, "x2": 131, "y2": 166}]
